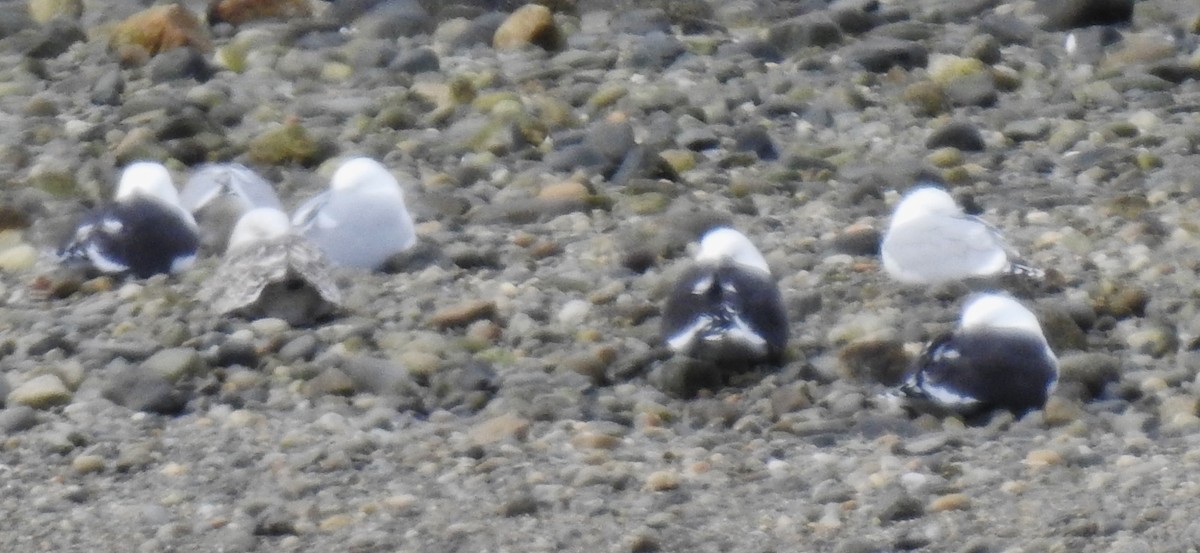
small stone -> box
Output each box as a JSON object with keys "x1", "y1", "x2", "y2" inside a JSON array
[
  {"x1": 876, "y1": 491, "x2": 924, "y2": 523},
  {"x1": 926, "y1": 121, "x2": 985, "y2": 151},
  {"x1": 1037, "y1": 0, "x2": 1134, "y2": 30},
  {"x1": 142, "y1": 348, "x2": 205, "y2": 383},
  {"x1": 837, "y1": 339, "x2": 908, "y2": 385},
  {"x1": 929, "y1": 54, "x2": 984, "y2": 84},
  {"x1": 247, "y1": 120, "x2": 321, "y2": 167},
  {"x1": 309, "y1": 368, "x2": 356, "y2": 397},
  {"x1": 571, "y1": 431, "x2": 622, "y2": 450},
  {"x1": 767, "y1": 13, "x2": 843, "y2": 53},
  {"x1": 902, "y1": 81, "x2": 947, "y2": 116},
  {"x1": 147, "y1": 47, "x2": 212, "y2": 83},
  {"x1": 470, "y1": 413, "x2": 529, "y2": 445},
  {"x1": 8, "y1": 374, "x2": 71, "y2": 409},
  {"x1": 0, "y1": 406, "x2": 38, "y2": 433},
  {"x1": 317, "y1": 514, "x2": 353, "y2": 532},
  {"x1": 428, "y1": 300, "x2": 497, "y2": 329},
  {"x1": 538, "y1": 181, "x2": 590, "y2": 202},
  {"x1": 110, "y1": 4, "x2": 212, "y2": 59},
  {"x1": 1025, "y1": 449, "x2": 1064, "y2": 467},
  {"x1": 71, "y1": 454, "x2": 105, "y2": 474},
  {"x1": 643, "y1": 470, "x2": 680, "y2": 491},
  {"x1": 928, "y1": 493, "x2": 970, "y2": 512},
  {"x1": 102, "y1": 366, "x2": 186, "y2": 415},
  {"x1": 843, "y1": 38, "x2": 928, "y2": 72},
  {"x1": 1042, "y1": 396, "x2": 1085, "y2": 426},
  {"x1": 207, "y1": 0, "x2": 311, "y2": 26},
  {"x1": 0, "y1": 244, "x2": 37, "y2": 271},
  {"x1": 926, "y1": 147, "x2": 964, "y2": 168},
  {"x1": 500, "y1": 495, "x2": 538, "y2": 517},
  {"x1": 28, "y1": 0, "x2": 83, "y2": 23},
  {"x1": 493, "y1": 4, "x2": 562, "y2": 51}
]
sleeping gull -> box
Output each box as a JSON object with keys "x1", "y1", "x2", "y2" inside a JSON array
[
  {"x1": 899, "y1": 293, "x2": 1058, "y2": 416},
  {"x1": 292, "y1": 157, "x2": 416, "y2": 270},
  {"x1": 59, "y1": 161, "x2": 199, "y2": 278},
  {"x1": 200, "y1": 207, "x2": 342, "y2": 326},
  {"x1": 661, "y1": 227, "x2": 788, "y2": 367},
  {"x1": 180, "y1": 163, "x2": 283, "y2": 253},
  {"x1": 880, "y1": 185, "x2": 1043, "y2": 284}
]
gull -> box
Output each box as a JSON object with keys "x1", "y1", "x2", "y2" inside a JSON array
[
  {"x1": 880, "y1": 185, "x2": 1043, "y2": 284},
  {"x1": 59, "y1": 161, "x2": 199, "y2": 278},
  {"x1": 292, "y1": 157, "x2": 416, "y2": 270},
  {"x1": 660, "y1": 227, "x2": 788, "y2": 367}
]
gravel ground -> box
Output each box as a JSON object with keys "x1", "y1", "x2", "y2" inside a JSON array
[{"x1": 1, "y1": 0, "x2": 1200, "y2": 551}]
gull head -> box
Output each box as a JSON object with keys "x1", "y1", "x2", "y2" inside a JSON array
[
  {"x1": 227, "y1": 207, "x2": 291, "y2": 253},
  {"x1": 694, "y1": 227, "x2": 771, "y2": 274},
  {"x1": 330, "y1": 157, "x2": 402, "y2": 198},
  {"x1": 116, "y1": 162, "x2": 183, "y2": 206},
  {"x1": 959, "y1": 293, "x2": 1045, "y2": 338},
  {"x1": 891, "y1": 185, "x2": 962, "y2": 227}
]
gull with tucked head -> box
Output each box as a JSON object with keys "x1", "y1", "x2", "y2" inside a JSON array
[
  {"x1": 660, "y1": 227, "x2": 788, "y2": 367},
  {"x1": 292, "y1": 157, "x2": 416, "y2": 270},
  {"x1": 201, "y1": 207, "x2": 342, "y2": 326},
  {"x1": 899, "y1": 292, "x2": 1058, "y2": 416},
  {"x1": 59, "y1": 161, "x2": 199, "y2": 278},
  {"x1": 180, "y1": 163, "x2": 283, "y2": 253},
  {"x1": 880, "y1": 184, "x2": 1043, "y2": 284}
]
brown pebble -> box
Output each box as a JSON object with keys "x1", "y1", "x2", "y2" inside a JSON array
[
  {"x1": 493, "y1": 4, "x2": 563, "y2": 51},
  {"x1": 571, "y1": 431, "x2": 622, "y2": 450},
  {"x1": 928, "y1": 493, "x2": 971, "y2": 512},
  {"x1": 318, "y1": 514, "x2": 354, "y2": 532},
  {"x1": 110, "y1": 4, "x2": 212, "y2": 58},
  {"x1": 643, "y1": 470, "x2": 680, "y2": 491},
  {"x1": 470, "y1": 413, "x2": 530, "y2": 445},
  {"x1": 1024, "y1": 449, "x2": 1063, "y2": 467},
  {"x1": 207, "y1": 0, "x2": 311, "y2": 25},
  {"x1": 428, "y1": 300, "x2": 497, "y2": 329}
]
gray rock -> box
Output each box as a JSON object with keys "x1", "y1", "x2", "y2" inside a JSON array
[
  {"x1": 391, "y1": 46, "x2": 439, "y2": 74},
  {"x1": 148, "y1": 47, "x2": 213, "y2": 83},
  {"x1": 626, "y1": 32, "x2": 686, "y2": 69},
  {"x1": 612, "y1": 8, "x2": 671, "y2": 35},
  {"x1": 0, "y1": 405, "x2": 38, "y2": 433},
  {"x1": 942, "y1": 72, "x2": 997, "y2": 107},
  {"x1": 926, "y1": 121, "x2": 985, "y2": 151},
  {"x1": 25, "y1": 18, "x2": 85, "y2": 59},
  {"x1": 102, "y1": 365, "x2": 187, "y2": 415},
  {"x1": 90, "y1": 68, "x2": 124, "y2": 106},
  {"x1": 842, "y1": 38, "x2": 928, "y2": 72},
  {"x1": 142, "y1": 348, "x2": 206, "y2": 383},
  {"x1": 732, "y1": 125, "x2": 777, "y2": 160},
  {"x1": 767, "y1": 13, "x2": 844, "y2": 52},
  {"x1": 876, "y1": 489, "x2": 925, "y2": 523},
  {"x1": 977, "y1": 14, "x2": 1036, "y2": 45},
  {"x1": 1037, "y1": 0, "x2": 1134, "y2": 30}
]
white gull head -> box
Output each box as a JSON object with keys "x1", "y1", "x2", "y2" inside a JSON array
[
  {"x1": 331, "y1": 157, "x2": 405, "y2": 200},
  {"x1": 694, "y1": 227, "x2": 771, "y2": 274},
  {"x1": 889, "y1": 185, "x2": 962, "y2": 228},
  {"x1": 114, "y1": 161, "x2": 197, "y2": 229},
  {"x1": 959, "y1": 293, "x2": 1045, "y2": 338},
  {"x1": 227, "y1": 207, "x2": 292, "y2": 254}
]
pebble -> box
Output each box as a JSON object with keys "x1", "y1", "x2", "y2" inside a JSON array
[
  {"x1": 0, "y1": 244, "x2": 37, "y2": 271},
  {"x1": 7, "y1": 374, "x2": 71, "y2": 409},
  {"x1": 428, "y1": 300, "x2": 497, "y2": 329},
  {"x1": 928, "y1": 493, "x2": 971, "y2": 512},
  {"x1": 493, "y1": 4, "x2": 561, "y2": 51},
  {"x1": 71, "y1": 454, "x2": 106, "y2": 474},
  {"x1": 469, "y1": 413, "x2": 529, "y2": 445},
  {"x1": 1025, "y1": 449, "x2": 1065, "y2": 468},
  {"x1": 643, "y1": 470, "x2": 681, "y2": 491}
]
